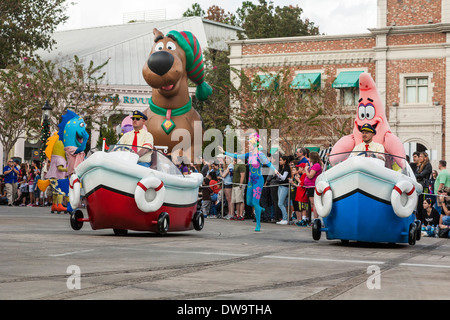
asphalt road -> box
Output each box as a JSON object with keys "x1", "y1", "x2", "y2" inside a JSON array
[{"x1": 1, "y1": 205, "x2": 450, "y2": 302}]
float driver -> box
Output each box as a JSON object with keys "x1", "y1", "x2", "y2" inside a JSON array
[
  {"x1": 351, "y1": 123, "x2": 385, "y2": 160},
  {"x1": 117, "y1": 110, "x2": 154, "y2": 167}
]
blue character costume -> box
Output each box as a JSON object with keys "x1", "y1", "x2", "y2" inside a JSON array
[
  {"x1": 222, "y1": 133, "x2": 278, "y2": 232},
  {"x1": 58, "y1": 110, "x2": 89, "y2": 212},
  {"x1": 38, "y1": 110, "x2": 88, "y2": 213},
  {"x1": 58, "y1": 110, "x2": 89, "y2": 178}
]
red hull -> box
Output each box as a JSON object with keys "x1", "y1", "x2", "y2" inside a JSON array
[{"x1": 85, "y1": 186, "x2": 197, "y2": 232}]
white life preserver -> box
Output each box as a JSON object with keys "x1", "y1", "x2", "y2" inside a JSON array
[
  {"x1": 135, "y1": 175, "x2": 165, "y2": 213},
  {"x1": 391, "y1": 180, "x2": 417, "y2": 218},
  {"x1": 314, "y1": 181, "x2": 333, "y2": 218},
  {"x1": 69, "y1": 174, "x2": 81, "y2": 209}
]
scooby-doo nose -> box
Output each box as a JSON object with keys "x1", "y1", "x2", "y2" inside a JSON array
[{"x1": 147, "y1": 51, "x2": 174, "y2": 76}]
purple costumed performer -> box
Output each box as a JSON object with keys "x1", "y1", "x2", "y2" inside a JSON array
[{"x1": 219, "y1": 133, "x2": 279, "y2": 232}]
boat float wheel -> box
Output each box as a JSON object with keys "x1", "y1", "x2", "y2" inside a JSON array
[
  {"x1": 415, "y1": 220, "x2": 422, "y2": 241},
  {"x1": 408, "y1": 222, "x2": 417, "y2": 245},
  {"x1": 192, "y1": 211, "x2": 204, "y2": 231},
  {"x1": 157, "y1": 212, "x2": 170, "y2": 235},
  {"x1": 70, "y1": 209, "x2": 84, "y2": 231},
  {"x1": 312, "y1": 219, "x2": 322, "y2": 241}
]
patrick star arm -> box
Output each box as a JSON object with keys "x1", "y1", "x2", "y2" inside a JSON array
[
  {"x1": 384, "y1": 131, "x2": 406, "y2": 168},
  {"x1": 329, "y1": 134, "x2": 355, "y2": 165}
]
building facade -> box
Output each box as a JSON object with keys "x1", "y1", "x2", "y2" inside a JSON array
[{"x1": 228, "y1": 0, "x2": 450, "y2": 167}]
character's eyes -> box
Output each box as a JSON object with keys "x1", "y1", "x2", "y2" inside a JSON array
[
  {"x1": 358, "y1": 103, "x2": 375, "y2": 120},
  {"x1": 358, "y1": 104, "x2": 366, "y2": 120},
  {"x1": 365, "y1": 104, "x2": 375, "y2": 120},
  {"x1": 154, "y1": 41, "x2": 177, "y2": 51},
  {"x1": 79, "y1": 122, "x2": 85, "y2": 128},
  {"x1": 166, "y1": 41, "x2": 177, "y2": 51}
]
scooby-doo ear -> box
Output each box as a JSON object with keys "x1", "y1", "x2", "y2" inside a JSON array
[{"x1": 153, "y1": 28, "x2": 164, "y2": 42}]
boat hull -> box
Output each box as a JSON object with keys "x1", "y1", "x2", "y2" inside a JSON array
[
  {"x1": 315, "y1": 156, "x2": 422, "y2": 244},
  {"x1": 74, "y1": 151, "x2": 203, "y2": 233},
  {"x1": 85, "y1": 184, "x2": 197, "y2": 232},
  {"x1": 323, "y1": 191, "x2": 415, "y2": 243}
]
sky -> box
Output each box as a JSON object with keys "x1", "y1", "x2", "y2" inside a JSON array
[{"x1": 57, "y1": 0, "x2": 378, "y2": 35}]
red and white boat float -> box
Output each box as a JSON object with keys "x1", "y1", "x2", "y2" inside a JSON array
[{"x1": 68, "y1": 145, "x2": 204, "y2": 235}]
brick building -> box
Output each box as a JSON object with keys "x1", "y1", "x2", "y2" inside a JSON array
[{"x1": 228, "y1": 0, "x2": 450, "y2": 167}]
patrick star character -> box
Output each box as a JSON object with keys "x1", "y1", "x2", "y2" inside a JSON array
[{"x1": 330, "y1": 73, "x2": 405, "y2": 165}]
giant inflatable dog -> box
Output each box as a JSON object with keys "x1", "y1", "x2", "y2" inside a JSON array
[{"x1": 142, "y1": 28, "x2": 212, "y2": 162}]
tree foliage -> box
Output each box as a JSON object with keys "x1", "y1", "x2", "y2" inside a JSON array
[
  {"x1": 182, "y1": 3, "x2": 205, "y2": 18},
  {"x1": 182, "y1": 1, "x2": 320, "y2": 39},
  {"x1": 0, "y1": 56, "x2": 119, "y2": 164},
  {"x1": 229, "y1": 68, "x2": 352, "y2": 153},
  {"x1": 0, "y1": 0, "x2": 70, "y2": 69}
]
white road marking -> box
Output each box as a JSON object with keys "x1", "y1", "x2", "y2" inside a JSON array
[
  {"x1": 399, "y1": 263, "x2": 450, "y2": 269},
  {"x1": 53, "y1": 247, "x2": 450, "y2": 270},
  {"x1": 263, "y1": 255, "x2": 386, "y2": 265},
  {"x1": 49, "y1": 249, "x2": 95, "y2": 257}
]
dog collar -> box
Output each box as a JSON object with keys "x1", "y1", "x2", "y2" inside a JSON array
[{"x1": 149, "y1": 98, "x2": 192, "y2": 134}]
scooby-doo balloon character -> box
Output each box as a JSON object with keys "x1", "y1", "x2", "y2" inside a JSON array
[{"x1": 142, "y1": 28, "x2": 212, "y2": 161}]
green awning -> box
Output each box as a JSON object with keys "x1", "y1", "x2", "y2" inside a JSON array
[
  {"x1": 252, "y1": 75, "x2": 278, "y2": 91},
  {"x1": 308, "y1": 147, "x2": 320, "y2": 152},
  {"x1": 290, "y1": 72, "x2": 321, "y2": 89},
  {"x1": 332, "y1": 71, "x2": 364, "y2": 88}
]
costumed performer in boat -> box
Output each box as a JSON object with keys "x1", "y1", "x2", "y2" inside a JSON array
[
  {"x1": 117, "y1": 110, "x2": 154, "y2": 167},
  {"x1": 330, "y1": 72, "x2": 405, "y2": 166},
  {"x1": 350, "y1": 123, "x2": 385, "y2": 161},
  {"x1": 218, "y1": 133, "x2": 280, "y2": 232}
]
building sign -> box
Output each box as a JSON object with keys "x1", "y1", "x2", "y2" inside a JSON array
[
  {"x1": 122, "y1": 96, "x2": 151, "y2": 105},
  {"x1": 103, "y1": 95, "x2": 151, "y2": 105}
]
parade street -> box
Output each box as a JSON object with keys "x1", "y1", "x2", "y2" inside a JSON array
[{"x1": 1, "y1": 205, "x2": 449, "y2": 301}]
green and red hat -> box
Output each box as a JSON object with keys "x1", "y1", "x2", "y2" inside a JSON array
[{"x1": 166, "y1": 30, "x2": 212, "y2": 101}]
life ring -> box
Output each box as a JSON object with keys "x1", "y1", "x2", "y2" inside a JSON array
[
  {"x1": 391, "y1": 180, "x2": 417, "y2": 218},
  {"x1": 135, "y1": 175, "x2": 165, "y2": 212},
  {"x1": 69, "y1": 174, "x2": 81, "y2": 209},
  {"x1": 314, "y1": 181, "x2": 333, "y2": 218}
]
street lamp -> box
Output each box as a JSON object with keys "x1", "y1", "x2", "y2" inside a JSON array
[
  {"x1": 42, "y1": 100, "x2": 52, "y2": 120},
  {"x1": 39, "y1": 100, "x2": 52, "y2": 162}
]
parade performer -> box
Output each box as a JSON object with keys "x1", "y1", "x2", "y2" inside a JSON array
[
  {"x1": 219, "y1": 133, "x2": 279, "y2": 232},
  {"x1": 37, "y1": 133, "x2": 68, "y2": 213},
  {"x1": 58, "y1": 110, "x2": 89, "y2": 176},
  {"x1": 117, "y1": 110, "x2": 154, "y2": 167},
  {"x1": 330, "y1": 72, "x2": 405, "y2": 165}
]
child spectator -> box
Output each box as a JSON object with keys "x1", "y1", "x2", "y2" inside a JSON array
[
  {"x1": 201, "y1": 177, "x2": 212, "y2": 217},
  {"x1": 295, "y1": 163, "x2": 309, "y2": 226}
]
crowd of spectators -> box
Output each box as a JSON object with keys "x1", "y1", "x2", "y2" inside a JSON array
[
  {"x1": 1, "y1": 159, "x2": 52, "y2": 208},
  {"x1": 196, "y1": 147, "x2": 323, "y2": 227},
  {"x1": 412, "y1": 151, "x2": 450, "y2": 238}
]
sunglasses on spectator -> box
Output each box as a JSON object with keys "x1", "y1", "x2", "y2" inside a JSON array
[{"x1": 131, "y1": 117, "x2": 143, "y2": 121}]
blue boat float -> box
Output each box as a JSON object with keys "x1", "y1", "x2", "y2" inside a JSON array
[{"x1": 312, "y1": 151, "x2": 423, "y2": 245}]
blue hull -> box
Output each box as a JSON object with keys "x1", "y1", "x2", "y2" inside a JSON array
[{"x1": 323, "y1": 191, "x2": 415, "y2": 243}]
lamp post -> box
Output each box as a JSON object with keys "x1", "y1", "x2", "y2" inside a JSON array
[{"x1": 39, "y1": 100, "x2": 52, "y2": 162}]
